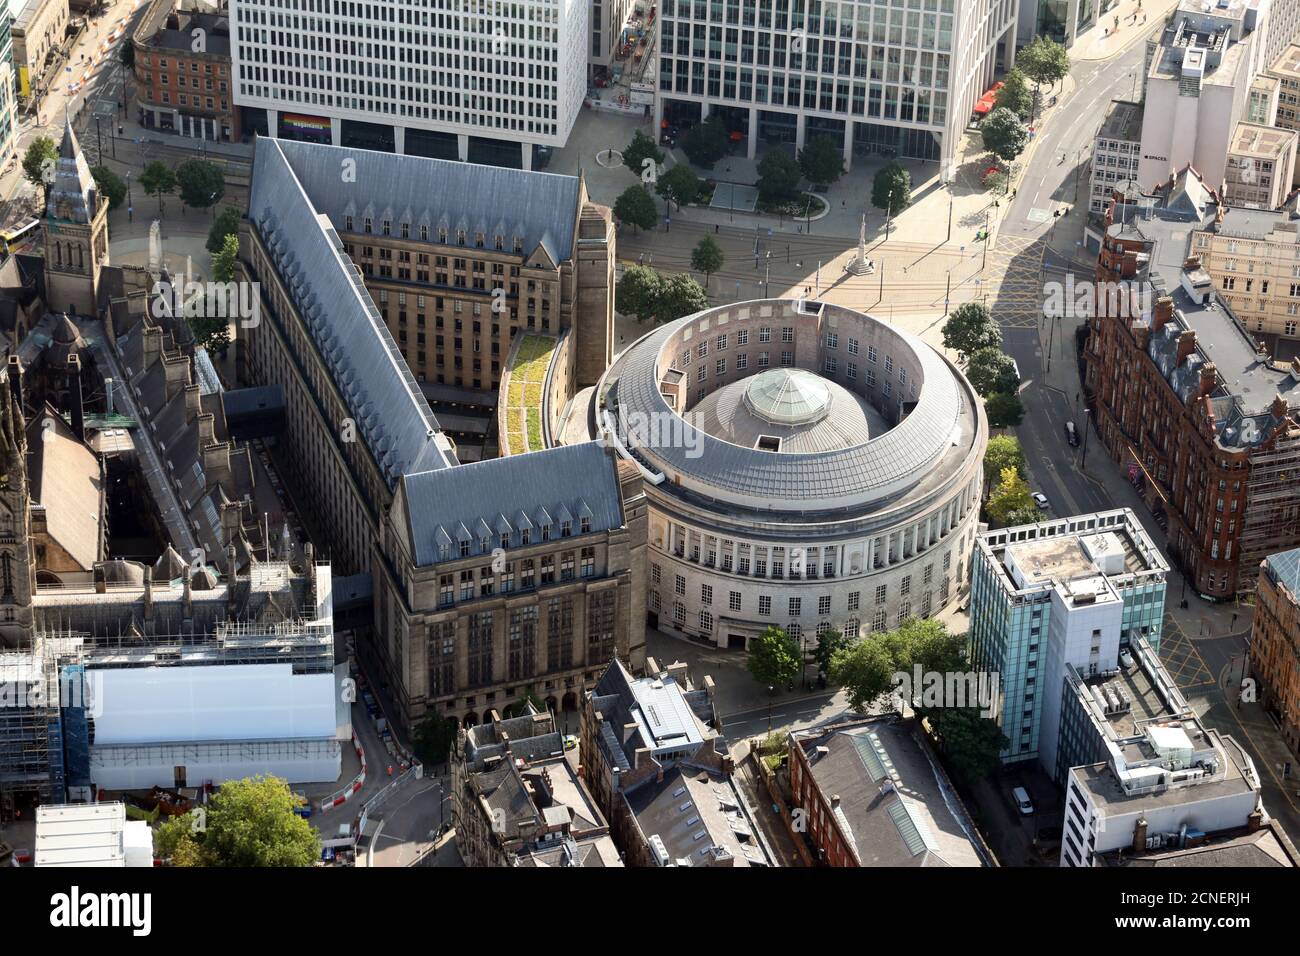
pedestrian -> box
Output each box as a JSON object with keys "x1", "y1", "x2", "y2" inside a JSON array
[
  {"x1": 715, "y1": 223, "x2": 719, "y2": 233},
  {"x1": 388, "y1": 764, "x2": 394, "y2": 777}
]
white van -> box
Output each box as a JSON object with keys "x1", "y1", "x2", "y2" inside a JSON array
[{"x1": 1012, "y1": 786, "x2": 1034, "y2": 816}]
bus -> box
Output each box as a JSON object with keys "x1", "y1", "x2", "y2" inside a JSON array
[{"x1": 0, "y1": 219, "x2": 40, "y2": 255}]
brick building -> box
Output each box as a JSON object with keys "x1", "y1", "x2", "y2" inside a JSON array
[
  {"x1": 1249, "y1": 548, "x2": 1300, "y2": 758},
  {"x1": 131, "y1": 0, "x2": 238, "y2": 143},
  {"x1": 1084, "y1": 167, "x2": 1300, "y2": 598}
]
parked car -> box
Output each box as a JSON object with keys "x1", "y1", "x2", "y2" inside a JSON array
[
  {"x1": 562, "y1": 734, "x2": 579, "y2": 752},
  {"x1": 1011, "y1": 786, "x2": 1035, "y2": 816},
  {"x1": 1032, "y1": 492, "x2": 1050, "y2": 510},
  {"x1": 1065, "y1": 421, "x2": 1079, "y2": 446}
]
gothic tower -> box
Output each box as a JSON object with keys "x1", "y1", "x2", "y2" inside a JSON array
[
  {"x1": 0, "y1": 381, "x2": 34, "y2": 647},
  {"x1": 43, "y1": 121, "x2": 110, "y2": 317}
]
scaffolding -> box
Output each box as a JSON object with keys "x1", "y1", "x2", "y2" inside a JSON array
[
  {"x1": 0, "y1": 641, "x2": 66, "y2": 819},
  {"x1": 1239, "y1": 431, "x2": 1300, "y2": 589}
]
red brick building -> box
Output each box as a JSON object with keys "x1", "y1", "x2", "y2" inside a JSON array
[
  {"x1": 1249, "y1": 549, "x2": 1300, "y2": 757},
  {"x1": 131, "y1": 0, "x2": 239, "y2": 143},
  {"x1": 1084, "y1": 169, "x2": 1300, "y2": 598}
]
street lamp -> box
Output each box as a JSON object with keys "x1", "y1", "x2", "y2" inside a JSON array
[{"x1": 767, "y1": 687, "x2": 774, "y2": 734}]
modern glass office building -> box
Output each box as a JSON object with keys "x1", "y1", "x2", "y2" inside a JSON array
[
  {"x1": 654, "y1": 0, "x2": 1018, "y2": 175},
  {"x1": 0, "y1": 0, "x2": 16, "y2": 166},
  {"x1": 969, "y1": 509, "x2": 1168, "y2": 766}
]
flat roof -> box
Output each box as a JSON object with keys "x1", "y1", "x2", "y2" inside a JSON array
[
  {"x1": 1098, "y1": 100, "x2": 1144, "y2": 143},
  {"x1": 1270, "y1": 43, "x2": 1300, "y2": 78},
  {"x1": 1229, "y1": 122, "x2": 1297, "y2": 160},
  {"x1": 630, "y1": 675, "x2": 707, "y2": 751},
  {"x1": 1070, "y1": 729, "x2": 1256, "y2": 812}
]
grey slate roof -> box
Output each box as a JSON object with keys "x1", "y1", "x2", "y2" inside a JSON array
[
  {"x1": 269, "y1": 138, "x2": 582, "y2": 265},
  {"x1": 605, "y1": 301, "x2": 967, "y2": 508},
  {"x1": 248, "y1": 138, "x2": 454, "y2": 488},
  {"x1": 401, "y1": 441, "x2": 625, "y2": 567}
]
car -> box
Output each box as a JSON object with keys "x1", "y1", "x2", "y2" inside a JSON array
[
  {"x1": 1065, "y1": 421, "x2": 1079, "y2": 446},
  {"x1": 562, "y1": 734, "x2": 579, "y2": 752},
  {"x1": 1032, "y1": 492, "x2": 1049, "y2": 510},
  {"x1": 1011, "y1": 786, "x2": 1035, "y2": 816}
]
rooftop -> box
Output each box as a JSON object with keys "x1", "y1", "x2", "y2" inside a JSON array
[
  {"x1": 1262, "y1": 547, "x2": 1300, "y2": 598},
  {"x1": 793, "y1": 718, "x2": 989, "y2": 867},
  {"x1": 1101, "y1": 826, "x2": 1298, "y2": 866},
  {"x1": 34, "y1": 803, "x2": 151, "y2": 867},
  {"x1": 1098, "y1": 99, "x2": 1144, "y2": 143},
  {"x1": 1269, "y1": 42, "x2": 1300, "y2": 78},
  {"x1": 1228, "y1": 122, "x2": 1297, "y2": 159},
  {"x1": 627, "y1": 765, "x2": 770, "y2": 866}
]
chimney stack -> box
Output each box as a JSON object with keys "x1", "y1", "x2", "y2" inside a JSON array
[
  {"x1": 1176, "y1": 329, "x2": 1197, "y2": 365},
  {"x1": 1132, "y1": 817, "x2": 1149, "y2": 853},
  {"x1": 1151, "y1": 295, "x2": 1174, "y2": 333},
  {"x1": 1199, "y1": 361, "x2": 1217, "y2": 397},
  {"x1": 143, "y1": 566, "x2": 153, "y2": 618}
]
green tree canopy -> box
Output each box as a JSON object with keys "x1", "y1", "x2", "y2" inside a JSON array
[
  {"x1": 966, "y1": 346, "x2": 1020, "y2": 398},
  {"x1": 1017, "y1": 35, "x2": 1071, "y2": 90},
  {"x1": 690, "y1": 235, "x2": 724, "y2": 283},
  {"x1": 90, "y1": 165, "x2": 127, "y2": 210},
  {"x1": 942, "y1": 302, "x2": 1001, "y2": 358},
  {"x1": 211, "y1": 232, "x2": 239, "y2": 283},
  {"x1": 798, "y1": 135, "x2": 845, "y2": 187},
  {"x1": 980, "y1": 107, "x2": 1029, "y2": 163},
  {"x1": 613, "y1": 185, "x2": 658, "y2": 231},
  {"x1": 175, "y1": 159, "x2": 225, "y2": 212},
  {"x1": 622, "y1": 130, "x2": 663, "y2": 179},
  {"x1": 139, "y1": 160, "x2": 177, "y2": 218},
  {"x1": 655, "y1": 272, "x2": 709, "y2": 322},
  {"x1": 120, "y1": 40, "x2": 136, "y2": 69},
  {"x1": 984, "y1": 434, "x2": 1027, "y2": 488},
  {"x1": 871, "y1": 161, "x2": 912, "y2": 213},
  {"x1": 680, "y1": 117, "x2": 730, "y2": 168},
  {"x1": 813, "y1": 627, "x2": 851, "y2": 677},
  {"x1": 829, "y1": 635, "x2": 897, "y2": 713},
  {"x1": 985, "y1": 466, "x2": 1035, "y2": 526},
  {"x1": 925, "y1": 706, "x2": 1009, "y2": 784},
  {"x1": 615, "y1": 264, "x2": 662, "y2": 323},
  {"x1": 22, "y1": 136, "x2": 58, "y2": 206},
  {"x1": 155, "y1": 775, "x2": 320, "y2": 866},
  {"x1": 986, "y1": 391, "x2": 1026, "y2": 429},
  {"x1": 207, "y1": 205, "x2": 242, "y2": 254},
  {"x1": 656, "y1": 163, "x2": 701, "y2": 210},
  {"x1": 412, "y1": 711, "x2": 459, "y2": 768},
  {"x1": 993, "y1": 68, "x2": 1034, "y2": 120},
  {"x1": 747, "y1": 626, "x2": 802, "y2": 687},
  {"x1": 756, "y1": 149, "x2": 802, "y2": 202}
]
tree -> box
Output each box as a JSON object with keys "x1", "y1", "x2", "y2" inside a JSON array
[
  {"x1": 680, "y1": 117, "x2": 729, "y2": 168},
  {"x1": 984, "y1": 434, "x2": 1026, "y2": 488},
  {"x1": 155, "y1": 775, "x2": 319, "y2": 866},
  {"x1": 622, "y1": 130, "x2": 663, "y2": 178},
  {"x1": 139, "y1": 160, "x2": 177, "y2": 219},
  {"x1": 925, "y1": 707, "x2": 1009, "y2": 784},
  {"x1": 985, "y1": 467, "x2": 1036, "y2": 526},
  {"x1": 175, "y1": 159, "x2": 225, "y2": 214},
  {"x1": 986, "y1": 391, "x2": 1026, "y2": 429},
  {"x1": 980, "y1": 107, "x2": 1029, "y2": 163},
  {"x1": 1018, "y1": 34, "x2": 1071, "y2": 92},
  {"x1": 993, "y1": 68, "x2": 1034, "y2": 120},
  {"x1": 90, "y1": 165, "x2": 127, "y2": 210},
  {"x1": 654, "y1": 272, "x2": 709, "y2": 323},
  {"x1": 120, "y1": 40, "x2": 136, "y2": 69},
  {"x1": 798, "y1": 135, "x2": 845, "y2": 187},
  {"x1": 22, "y1": 136, "x2": 58, "y2": 207},
  {"x1": 615, "y1": 265, "x2": 662, "y2": 323},
  {"x1": 813, "y1": 627, "x2": 851, "y2": 677},
  {"x1": 412, "y1": 711, "x2": 459, "y2": 768},
  {"x1": 942, "y1": 302, "x2": 1001, "y2": 359},
  {"x1": 211, "y1": 232, "x2": 239, "y2": 283},
  {"x1": 871, "y1": 161, "x2": 911, "y2": 213},
  {"x1": 829, "y1": 637, "x2": 897, "y2": 713},
  {"x1": 656, "y1": 163, "x2": 700, "y2": 211},
  {"x1": 207, "y1": 205, "x2": 242, "y2": 254},
  {"x1": 966, "y1": 346, "x2": 1020, "y2": 398},
  {"x1": 690, "y1": 235, "x2": 724, "y2": 285},
  {"x1": 613, "y1": 185, "x2": 658, "y2": 232},
  {"x1": 756, "y1": 149, "x2": 801, "y2": 203},
  {"x1": 747, "y1": 626, "x2": 801, "y2": 687}
]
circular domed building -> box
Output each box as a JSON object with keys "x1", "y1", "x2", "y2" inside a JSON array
[{"x1": 592, "y1": 298, "x2": 987, "y2": 649}]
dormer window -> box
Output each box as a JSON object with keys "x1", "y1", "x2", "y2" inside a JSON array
[
  {"x1": 480, "y1": 536, "x2": 491, "y2": 553},
  {"x1": 520, "y1": 529, "x2": 531, "y2": 546},
  {"x1": 439, "y1": 544, "x2": 450, "y2": 561},
  {"x1": 495, "y1": 234, "x2": 504, "y2": 251},
  {"x1": 401, "y1": 222, "x2": 410, "y2": 238},
  {"x1": 500, "y1": 532, "x2": 510, "y2": 549},
  {"x1": 561, "y1": 521, "x2": 571, "y2": 537},
  {"x1": 541, "y1": 523, "x2": 551, "y2": 542},
  {"x1": 364, "y1": 217, "x2": 373, "y2": 233},
  {"x1": 421, "y1": 224, "x2": 430, "y2": 241},
  {"x1": 345, "y1": 215, "x2": 354, "y2": 230},
  {"x1": 580, "y1": 517, "x2": 591, "y2": 533},
  {"x1": 474, "y1": 232, "x2": 485, "y2": 248},
  {"x1": 457, "y1": 229, "x2": 466, "y2": 246},
  {"x1": 513, "y1": 236, "x2": 523, "y2": 253},
  {"x1": 459, "y1": 540, "x2": 470, "y2": 557},
  {"x1": 382, "y1": 219, "x2": 392, "y2": 236},
  {"x1": 438, "y1": 227, "x2": 448, "y2": 243}
]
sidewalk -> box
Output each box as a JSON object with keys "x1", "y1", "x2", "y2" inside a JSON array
[{"x1": 1069, "y1": 0, "x2": 1179, "y2": 61}]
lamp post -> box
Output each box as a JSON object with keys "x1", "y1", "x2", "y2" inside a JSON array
[{"x1": 767, "y1": 687, "x2": 774, "y2": 734}]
